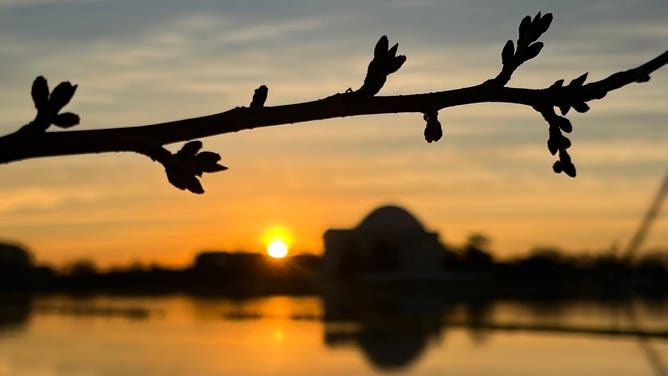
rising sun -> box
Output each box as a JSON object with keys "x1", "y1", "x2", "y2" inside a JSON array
[{"x1": 267, "y1": 240, "x2": 289, "y2": 259}]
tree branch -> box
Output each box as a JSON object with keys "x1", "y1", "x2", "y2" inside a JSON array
[{"x1": 1, "y1": 12, "x2": 666, "y2": 193}]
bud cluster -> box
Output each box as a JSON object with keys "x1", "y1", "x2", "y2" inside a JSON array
[
  {"x1": 164, "y1": 140, "x2": 228, "y2": 194},
  {"x1": 25, "y1": 76, "x2": 80, "y2": 132},
  {"x1": 539, "y1": 106, "x2": 576, "y2": 177},
  {"x1": 357, "y1": 35, "x2": 406, "y2": 96},
  {"x1": 550, "y1": 73, "x2": 594, "y2": 116},
  {"x1": 490, "y1": 12, "x2": 553, "y2": 86},
  {"x1": 423, "y1": 111, "x2": 443, "y2": 143}
]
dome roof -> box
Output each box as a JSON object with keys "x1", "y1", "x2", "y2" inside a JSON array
[{"x1": 357, "y1": 205, "x2": 425, "y2": 233}]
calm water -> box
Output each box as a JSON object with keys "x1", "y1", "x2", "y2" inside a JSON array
[{"x1": 1, "y1": 293, "x2": 667, "y2": 375}]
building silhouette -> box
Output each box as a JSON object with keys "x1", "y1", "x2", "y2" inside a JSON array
[{"x1": 322, "y1": 205, "x2": 446, "y2": 281}]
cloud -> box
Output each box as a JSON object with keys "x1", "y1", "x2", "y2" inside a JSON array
[
  {"x1": 0, "y1": 0, "x2": 97, "y2": 7},
  {"x1": 0, "y1": 187, "x2": 100, "y2": 213}
]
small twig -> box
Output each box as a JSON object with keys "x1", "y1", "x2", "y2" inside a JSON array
[
  {"x1": 355, "y1": 35, "x2": 406, "y2": 96},
  {"x1": 486, "y1": 12, "x2": 553, "y2": 87},
  {"x1": 250, "y1": 85, "x2": 268, "y2": 108}
]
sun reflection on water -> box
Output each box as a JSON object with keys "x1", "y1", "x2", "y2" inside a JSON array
[{"x1": 1, "y1": 295, "x2": 667, "y2": 375}]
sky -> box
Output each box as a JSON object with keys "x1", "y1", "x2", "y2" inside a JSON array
[{"x1": 0, "y1": 0, "x2": 666, "y2": 268}]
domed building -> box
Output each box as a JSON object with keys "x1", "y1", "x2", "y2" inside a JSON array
[{"x1": 323, "y1": 205, "x2": 446, "y2": 280}]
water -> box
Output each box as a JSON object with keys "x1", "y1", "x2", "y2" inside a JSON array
[{"x1": 1, "y1": 293, "x2": 667, "y2": 375}]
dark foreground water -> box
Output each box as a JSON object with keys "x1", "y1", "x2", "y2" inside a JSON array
[{"x1": 1, "y1": 293, "x2": 667, "y2": 375}]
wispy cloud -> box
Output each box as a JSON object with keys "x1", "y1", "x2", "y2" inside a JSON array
[
  {"x1": 0, "y1": 0, "x2": 97, "y2": 7},
  {"x1": 0, "y1": 187, "x2": 100, "y2": 213}
]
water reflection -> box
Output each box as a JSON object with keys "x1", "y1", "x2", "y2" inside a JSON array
[
  {"x1": 0, "y1": 295, "x2": 31, "y2": 334},
  {"x1": 321, "y1": 290, "x2": 668, "y2": 372},
  {"x1": 0, "y1": 293, "x2": 667, "y2": 375},
  {"x1": 324, "y1": 289, "x2": 446, "y2": 370}
]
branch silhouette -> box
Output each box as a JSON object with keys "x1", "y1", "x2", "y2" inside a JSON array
[{"x1": 1, "y1": 12, "x2": 666, "y2": 193}]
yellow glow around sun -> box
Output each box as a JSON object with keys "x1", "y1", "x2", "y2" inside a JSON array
[
  {"x1": 267, "y1": 240, "x2": 288, "y2": 258},
  {"x1": 262, "y1": 225, "x2": 292, "y2": 259}
]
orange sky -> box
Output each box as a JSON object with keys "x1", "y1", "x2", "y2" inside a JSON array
[{"x1": 0, "y1": 2, "x2": 667, "y2": 268}]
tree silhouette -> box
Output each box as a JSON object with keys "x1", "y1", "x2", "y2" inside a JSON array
[{"x1": 0, "y1": 12, "x2": 666, "y2": 193}]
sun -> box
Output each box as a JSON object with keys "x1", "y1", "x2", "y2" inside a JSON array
[
  {"x1": 267, "y1": 240, "x2": 289, "y2": 259},
  {"x1": 262, "y1": 225, "x2": 292, "y2": 259}
]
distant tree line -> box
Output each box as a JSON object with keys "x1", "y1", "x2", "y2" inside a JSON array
[{"x1": 1, "y1": 240, "x2": 667, "y2": 297}]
